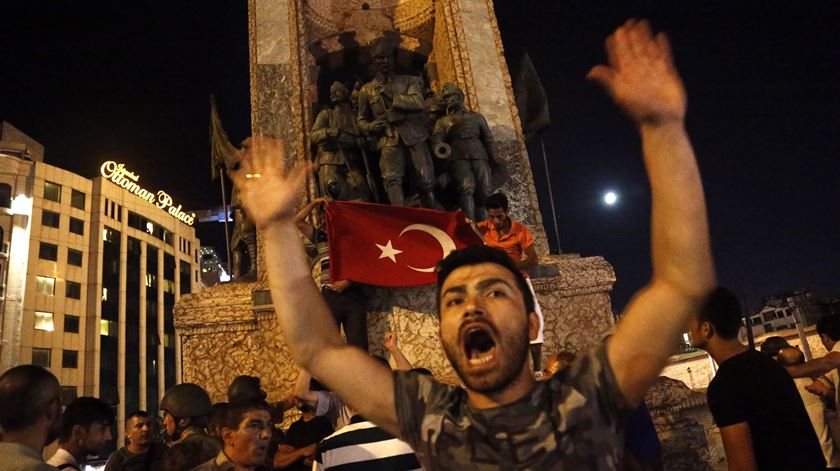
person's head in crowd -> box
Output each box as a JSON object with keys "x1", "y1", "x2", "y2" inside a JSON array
[
  {"x1": 228, "y1": 375, "x2": 267, "y2": 403},
  {"x1": 220, "y1": 400, "x2": 273, "y2": 469},
  {"x1": 760, "y1": 336, "x2": 806, "y2": 366},
  {"x1": 58, "y1": 397, "x2": 115, "y2": 459},
  {"x1": 0, "y1": 364, "x2": 62, "y2": 449},
  {"x1": 125, "y1": 410, "x2": 154, "y2": 453},
  {"x1": 159, "y1": 383, "x2": 213, "y2": 443},
  {"x1": 542, "y1": 351, "x2": 577, "y2": 379},
  {"x1": 817, "y1": 315, "x2": 840, "y2": 351},
  {"x1": 208, "y1": 402, "x2": 229, "y2": 439},
  {"x1": 436, "y1": 245, "x2": 539, "y2": 400},
  {"x1": 484, "y1": 192, "x2": 510, "y2": 231},
  {"x1": 688, "y1": 287, "x2": 742, "y2": 350}
]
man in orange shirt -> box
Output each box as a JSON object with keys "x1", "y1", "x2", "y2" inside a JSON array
[{"x1": 477, "y1": 192, "x2": 544, "y2": 371}]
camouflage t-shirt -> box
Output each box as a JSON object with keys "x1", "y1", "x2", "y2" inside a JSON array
[{"x1": 393, "y1": 344, "x2": 629, "y2": 470}]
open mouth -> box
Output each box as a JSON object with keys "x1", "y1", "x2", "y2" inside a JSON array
[{"x1": 463, "y1": 325, "x2": 497, "y2": 366}]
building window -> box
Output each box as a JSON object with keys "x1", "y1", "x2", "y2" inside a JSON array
[
  {"x1": 67, "y1": 249, "x2": 83, "y2": 267},
  {"x1": 64, "y1": 315, "x2": 80, "y2": 333},
  {"x1": 100, "y1": 319, "x2": 117, "y2": 337},
  {"x1": 164, "y1": 333, "x2": 176, "y2": 348},
  {"x1": 32, "y1": 348, "x2": 51, "y2": 367},
  {"x1": 71, "y1": 189, "x2": 86, "y2": 210},
  {"x1": 103, "y1": 227, "x2": 117, "y2": 242},
  {"x1": 36, "y1": 276, "x2": 55, "y2": 295},
  {"x1": 0, "y1": 183, "x2": 11, "y2": 208},
  {"x1": 65, "y1": 281, "x2": 81, "y2": 299},
  {"x1": 34, "y1": 311, "x2": 54, "y2": 331},
  {"x1": 41, "y1": 210, "x2": 60, "y2": 228},
  {"x1": 39, "y1": 242, "x2": 58, "y2": 261},
  {"x1": 163, "y1": 279, "x2": 176, "y2": 294},
  {"x1": 43, "y1": 181, "x2": 61, "y2": 202},
  {"x1": 69, "y1": 217, "x2": 84, "y2": 235},
  {"x1": 102, "y1": 287, "x2": 109, "y2": 301},
  {"x1": 62, "y1": 350, "x2": 78, "y2": 368},
  {"x1": 60, "y1": 386, "x2": 77, "y2": 406}
]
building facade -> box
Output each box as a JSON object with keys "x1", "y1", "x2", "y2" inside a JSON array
[{"x1": 0, "y1": 124, "x2": 201, "y2": 445}]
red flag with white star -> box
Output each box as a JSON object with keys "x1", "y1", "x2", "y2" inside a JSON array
[{"x1": 325, "y1": 201, "x2": 482, "y2": 287}]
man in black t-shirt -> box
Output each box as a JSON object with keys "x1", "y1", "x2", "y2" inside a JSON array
[
  {"x1": 273, "y1": 404, "x2": 333, "y2": 471},
  {"x1": 688, "y1": 287, "x2": 825, "y2": 470}
]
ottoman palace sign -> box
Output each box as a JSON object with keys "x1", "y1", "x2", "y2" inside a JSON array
[{"x1": 100, "y1": 161, "x2": 195, "y2": 226}]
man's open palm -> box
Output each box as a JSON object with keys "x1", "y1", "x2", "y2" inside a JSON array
[
  {"x1": 588, "y1": 19, "x2": 686, "y2": 126},
  {"x1": 228, "y1": 136, "x2": 310, "y2": 229}
]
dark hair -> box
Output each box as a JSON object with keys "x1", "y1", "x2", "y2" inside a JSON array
[
  {"x1": 698, "y1": 287, "x2": 743, "y2": 340},
  {"x1": 227, "y1": 375, "x2": 266, "y2": 403},
  {"x1": 817, "y1": 315, "x2": 840, "y2": 341},
  {"x1": 223, "y1": 400, "x2": 271, "y2": 431},
  {"x1": 760, "y1": 336, "x2": 790, "y2": 356},
  {"x1": 60, "y1": 396, "x2": 115, "y2": 442},
  {"x1": 485, "y1": 192, "x2": 509, "y2": 212},
  {"x1": 0, "y1": 365, "x2": 60, "y2": 431},
  {"x1": 436, "y1": 245, "x2": 534, "y2": 315},
  {"x1": 410, "y1": 367, "x2": 432, "y2": 376},
  {"x1": 126, "y1": 410, "x2": 149, "y2": 427}
]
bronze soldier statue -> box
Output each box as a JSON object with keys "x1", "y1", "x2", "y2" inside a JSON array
[
  {"x1": 357, "y1": 40, "x2": 440, "y2": 208},
  {"x1": 431, "y1": 83, "x2": 499, "y2": 220},
  {"x1": 311, "y1": 82, "x2": 373, "y2": 202}
]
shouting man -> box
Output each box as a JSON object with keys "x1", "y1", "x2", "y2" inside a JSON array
[{"x1": 231, "y1": 19, "x2": 715, "y2": 469}]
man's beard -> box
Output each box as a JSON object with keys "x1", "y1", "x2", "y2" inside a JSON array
[{"x1": 443, "y1": 321, "x2": 530, "y2": 394}]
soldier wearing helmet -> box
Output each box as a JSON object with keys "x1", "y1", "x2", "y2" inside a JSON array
[
  {"x1": 158, "y1": 383, "x2": 220, "y2": 470},
  {"x1": 431, "y1": 82, "x2": 499, "y2": 221},
  {"x1": 310, "y1": 81, "x2": 372, "y2": 202}
]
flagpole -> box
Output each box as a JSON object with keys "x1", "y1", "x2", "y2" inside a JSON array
[
  {"x1": 540, "y1": 133, "x2": 561, "y2": 253},
  {"x1": 218, "y1": 169, "x2": 233, "y2": 277}
]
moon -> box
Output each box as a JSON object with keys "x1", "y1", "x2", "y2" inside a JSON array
[
  {"x1": 603, "y1": 191, "x2": 618, "y2": 206},
  {"x1": 399, "y1": 224, "x2": 457, "y2": 273}
]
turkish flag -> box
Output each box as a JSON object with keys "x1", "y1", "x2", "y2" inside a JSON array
[{"x1": 326, "y1": 201, "x2": 482, "y2": 287}]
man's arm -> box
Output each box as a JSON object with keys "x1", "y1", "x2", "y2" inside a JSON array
[
  {"x1": 787, "y1": 352, "x2": 840, "y2": 378},
  {"x1": 589, "y1": 20, "x2": 716, "y2": 406},
  {"x1": 229, "y1": 138, "x2": 400, "y2": 437},
  {"x1": 719, "y1": 423, "x2": 758, "y2": 471},
  {"x1": 519, "y1": 244, "x2": 538, "y2": 271},
  {"x1": 293, "y1": 196, "x2": 328, "y2": 242},
  {"x1": 293, "y1": 368, "x2": 319, "y2": 409},
  {"x1": 384, "y1": 332, "x2": 413, "y2": 371}
]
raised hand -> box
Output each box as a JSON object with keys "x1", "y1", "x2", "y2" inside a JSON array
[
  {"x1": 228, "y1": 135, "x2": 310, "y2": 230},
  {"x1": 588, "y1": 19, "x2": 686, "y2": 127},
  {"x1": 384, "y1": 331, "x2": 398, "y2": 352}
]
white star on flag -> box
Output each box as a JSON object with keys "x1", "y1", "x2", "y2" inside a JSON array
[{"x1": 376, "y1": 240, "x2": 403, "y2": 263}]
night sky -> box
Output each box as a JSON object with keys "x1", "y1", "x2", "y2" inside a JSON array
[{"x1": 2, "y1": 1, "x2": 837, "y2": 311}]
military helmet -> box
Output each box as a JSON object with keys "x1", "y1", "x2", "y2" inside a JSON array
[
  {"x1": 227, "y1": 375, "x2": 267, "y2": 403},
  {"x1": 442, "y1": 82, "x2": 464, "y2": 98},
  {"x1": 160, "y1": 383, "x2": 213, "y2": 419}
]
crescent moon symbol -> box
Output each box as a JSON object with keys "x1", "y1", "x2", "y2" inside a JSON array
[{"x1": 399, "y1": 224, "x2": 457, "y2": 273}]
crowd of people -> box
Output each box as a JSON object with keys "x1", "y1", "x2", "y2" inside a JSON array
[{"x1": 1, "y1": 18, "x2": 837, "y2": 471}]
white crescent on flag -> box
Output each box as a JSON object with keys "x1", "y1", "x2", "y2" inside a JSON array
[{"x1": 399, "y1": 223, "x2": 457, "y2": 272}]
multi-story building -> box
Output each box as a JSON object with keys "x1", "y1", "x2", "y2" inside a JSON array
[
  {"x1": 746, "y1": 289, "x2": 823, "y2": 336},
  {"x1": 0, "y1": 123, "x2": 201, "y2": 445}
]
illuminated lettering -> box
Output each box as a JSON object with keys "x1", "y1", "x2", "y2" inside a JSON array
[{"x1": 99, "y1": 161, "x2": 194, "y2": 226}]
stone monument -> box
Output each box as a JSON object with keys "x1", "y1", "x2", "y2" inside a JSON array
[{"x1": 175, "y1": 0, "x2": 616, "y2": 404}]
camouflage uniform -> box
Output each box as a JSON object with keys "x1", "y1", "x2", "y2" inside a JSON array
[{"x1": 393, "y1": 344, "x2": 630, "y2": 470}]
